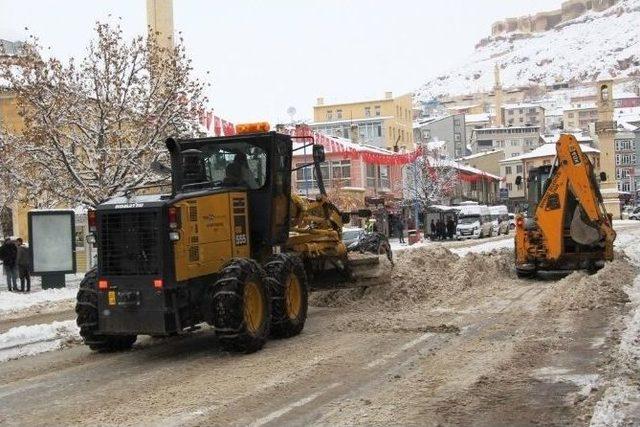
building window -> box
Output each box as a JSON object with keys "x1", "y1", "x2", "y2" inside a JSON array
[
  {"x1": 377, "y1": 124, "x2": 382, "y2": 137},
  {"x1": 511, "y1": 153, "x2": 519, "y2": 157},
  {"x1": 454, "y1": 118, "x2": 461, "y2": 127},
  {"x1": 375, "y1": 105, "x2": 380, "y2": 116},
  {"x1": 364, "y1": 107, "x2": 371, "y2": 117},
  {"x1": 326, "y1": 110, "x2": 333, "y2": 120},
  {"x1": 505, "y1": 166, "x2": 512, "y2": 175},
  {"x1": 379, "y1": 165, "x2": 390, "y2": 189},
  {"x1": 516, "y1": 165, "x2": 522, "y2": 173},
  {"x1": 568, "y1": 112, "x2": 574, "y2": 118},
  {"x1": 454, "y1": 133, "x2": 461, "y2": 142},
  {"x1": 366, "y1": 164, "x2": 377, "y2": 187},
  {"x1": 295, "y1": 163, "x2": 330, "y2": 190},
  {"x1": 507, "y1": 183, "x2": 513, "y2": 191},
  {"x1": 331, "y1": 160, "x2": 351, "y2": 186},
  {"x1": 336, "y1": 109, "x2": 343, "y2": 119}
]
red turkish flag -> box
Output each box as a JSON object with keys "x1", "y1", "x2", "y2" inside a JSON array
[{"x1": 214, "y1": 116, "x2": 222, "y2": 136}]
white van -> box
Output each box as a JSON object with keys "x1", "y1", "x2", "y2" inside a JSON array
[
  {"x1": 455, "y1": 203, "x2": 492, "y2": 239},
  {"x1": 489, "y1": 205, "x2": 509, "y2": 235}
]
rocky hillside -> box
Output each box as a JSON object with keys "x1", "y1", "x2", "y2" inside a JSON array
[{"x1": 415, "y1": 0, "x2": 640, "y2": 101}]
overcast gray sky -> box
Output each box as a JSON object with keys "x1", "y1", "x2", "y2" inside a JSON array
[{"x1": 1, "y1": 0, "x2": 561, "y2": 123}]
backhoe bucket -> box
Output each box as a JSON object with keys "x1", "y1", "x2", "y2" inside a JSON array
[{"x1": 570, "y1": 206, "x2": 601, "y2": 245}]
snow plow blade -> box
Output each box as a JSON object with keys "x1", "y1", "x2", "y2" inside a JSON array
[{"x1": 310, "y1": 252, "x2": 393, "y2": 291}]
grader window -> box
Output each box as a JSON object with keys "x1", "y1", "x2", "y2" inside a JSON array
[{"x1": 201, "y1": 142, "x2": 268, "y2": 189}]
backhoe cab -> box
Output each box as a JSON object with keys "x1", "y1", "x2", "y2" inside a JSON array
[
  {"x1": 514, "y1": 134, "x2": 616, "y2": 278},
  {"x1": 76, "y1": 124, "x2": 389, "y2": 354}
]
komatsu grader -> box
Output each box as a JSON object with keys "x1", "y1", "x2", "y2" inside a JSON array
[
  {"x1": 514, "y1": 134, "x2": 616, "y2": 278},
  {"x1": 76, "y1": 123, "x2": 388, "y2": 353}
]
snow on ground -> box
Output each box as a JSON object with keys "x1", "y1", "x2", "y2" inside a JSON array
[
  {"x1": 0, "y1": 320, "x2": 80, "y2": 362},
  {"x1": 590, "y1": 226, "x2": 640, "y2": 426},
  {"x1": 416, "y1": 0, "x2": 640, "y2": 100},
  {"x1": 0, "y1": 287, "x2": 78, "y2": 316},
  {"x1": 0, "y1": 273, "x2": 83, "y2": 318}
]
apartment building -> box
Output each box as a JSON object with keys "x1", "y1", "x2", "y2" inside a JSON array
[
  {"x1": 413, "y1": 114, "x2": 466, "y2": 158},
  {"x1": 615, "y1": 128, "x2": 638, "y2": 194},
  {"x1": 457, "y1": 149, "x2": 504, "y2": 177},
  {"x1": 563, "y1": 104, "x2": 598, "y2": 131},
  {"x1": 501, "y1": 104, "x2": 546, "y2": 129},
  {"x1": 311, "y1": 92, "x2": 414, "y2": 151},
  {"x1": 470, "y1": 126, "x2": 542, "y2": 157}
]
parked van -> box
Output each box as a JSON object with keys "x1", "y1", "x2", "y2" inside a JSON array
[
  {"x1": 455, "y1": 203, "x2": 492, "y2": 239},
  {"x1": 489, "y1": 205, "x2": 510, "y2": 235}
]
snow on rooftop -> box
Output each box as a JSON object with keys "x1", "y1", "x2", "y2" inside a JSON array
[
  {"x1": 502, "y1": 103, "x2": 542, "y2": 110},
  {"x1": 465, "y1": 113, "x2": 491, "y2": 123},
  {"x1": 310, "y1": 116, "x2": 393, "y2": 127},
  {"x1": 501, "y1": 142, "x2": 599, "y2": 162},
  {"x1": 458, "y1": 149, "x2": 503, "y2": 161},
  {"x1": 541, "y1": 133, "x2": 593, "y2": 143}
]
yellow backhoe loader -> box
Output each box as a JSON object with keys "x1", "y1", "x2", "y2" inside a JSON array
[{"x1": 514, "y1": 134, "x2": 616, "y2": 278}]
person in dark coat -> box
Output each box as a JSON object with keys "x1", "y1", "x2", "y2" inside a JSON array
[
  {"x1": 430, "y1": 219, "x2": 436, "y2": 240},
  {"x1": 16, "y1": 238, "x2": 31, "y2": 293},
  {"x1": 0, "y1": 238, "x2": 18, "y2": 291},
  {"x1": 446, "y1": 217, "x2": 456, "y2": 240},
  {"x1": 436, "y1": 219, "x2": 444, "y2": 240},
  {"x1": 396, "y1": 218, "x2": 405, "y2": 244}
]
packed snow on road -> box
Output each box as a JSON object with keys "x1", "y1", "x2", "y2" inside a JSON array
[{"x1": 1, "y1": 223, "x2": 640, "y2": 425}]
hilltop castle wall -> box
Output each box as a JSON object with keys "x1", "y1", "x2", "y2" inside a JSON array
[{"x1": 491, "y1": 0, "x2": 618, "y2": 36}]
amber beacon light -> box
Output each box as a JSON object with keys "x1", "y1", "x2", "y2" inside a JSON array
[{"x1": 235, "y1": 122, "x2": 270, "y2": 134}]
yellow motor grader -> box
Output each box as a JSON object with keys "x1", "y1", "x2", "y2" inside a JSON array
[
  {"x1": 514, "y1": 134, "x2": 616, "y2": 278},
  {"x1": 76, "y1": 123, "x2": 388, "y2": 353}
]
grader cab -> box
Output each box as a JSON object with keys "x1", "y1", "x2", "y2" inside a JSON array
[{"x1": 76, "y1": 124, "x2": 388, "y2": 354}]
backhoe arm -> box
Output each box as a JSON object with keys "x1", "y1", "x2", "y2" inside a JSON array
[{"x1": 536, "y1": 134, "x2": 616, "y2": 261}]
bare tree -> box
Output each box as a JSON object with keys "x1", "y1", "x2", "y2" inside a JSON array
[
  {"x1": 0, "y1": 21, "x2": 208, "y2": 208},
  {"x1": 403, "y1": 148, "x2": 460, "y2": 210}
]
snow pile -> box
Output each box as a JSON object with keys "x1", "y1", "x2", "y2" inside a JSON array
[
  {"x1": 0, "y1": 287, "x2": 78, "y2": 318},
  {"x1": 416, "y1": 0, "x2": 640, "y2": 100},
  {"x1": 0, "y1": 320, "x2": 80, "y2": 362},
  {"x1": 311, "y1": 246, "x2": 514, "y2": 309},
  {"x1": 541, "y1": 255, "x2": 637, "y2": 312}
]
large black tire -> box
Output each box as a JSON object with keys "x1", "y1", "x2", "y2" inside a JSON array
[
  {"x1": 75, "y1": 269, "x2": 137, "y2": 352},
  {"x1": 264, "y1": 254, "x2": 309, "y2": 339},
  {"x1": 209, "y1": 258, "x2": 271, "y2": 353},
  {"x1": 516, "y1": 267, "x2": 536, "y2": 279}
]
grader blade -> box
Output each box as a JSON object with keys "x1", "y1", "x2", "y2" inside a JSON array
[{"x1": 309, "y1": 253, "x2": 392, "y2": 291}]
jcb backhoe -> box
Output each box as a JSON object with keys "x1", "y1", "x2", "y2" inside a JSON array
[
  {"x1": 514, "y1": 134, "x2": 616, "y2": 278},
  {"x1": 76, "y1": 123, "x2": 389, "y2": 354}
]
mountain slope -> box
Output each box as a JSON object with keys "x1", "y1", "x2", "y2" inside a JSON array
[{"x1": 416, "y1": 0, "x2": 640, "y2": 101}]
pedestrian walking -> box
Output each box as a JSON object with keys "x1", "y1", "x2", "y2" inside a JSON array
[
  {"x1": 16, "y1": 238, "x2": 31, "y2": 293},
  {"x1": 0, "y1": 238, "x2": 18, "y2": 291},
  {"x1": 396, "y1": 218, "x2": 405, "y2": 244}
]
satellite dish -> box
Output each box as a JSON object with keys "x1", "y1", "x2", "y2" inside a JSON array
[{"x1": 287, "y1": 106, "x2": 297, "y2": 119}]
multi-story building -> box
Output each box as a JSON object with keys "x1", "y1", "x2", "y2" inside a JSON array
[
  {"x1": 470, "y1": 126, "x2": 542, "y2": 157},
  {"x1": 500, "y1": 142, "x2": 600, "y2": 209},
  {"x1": 614, "y1": 126, "x2": 638, "y2": 194},
  {"x1": 501, "y1": 104, "x2": 545, "y2": 129},
  {"x1": 413, "y1": 114, "x2": 466, "y2": 158},
  {"x1": 311, "y1": 92, "x2": 414, "y2": 151},
  {"x1": 563, "y1": 104, "x2": 598, "y2": 131},
  {"x1": 291, "y1": 139, "x2": 404, "y2": 200},
  {"x1": 457, "y1": 149, "x2": 504, "y2": 177}
]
